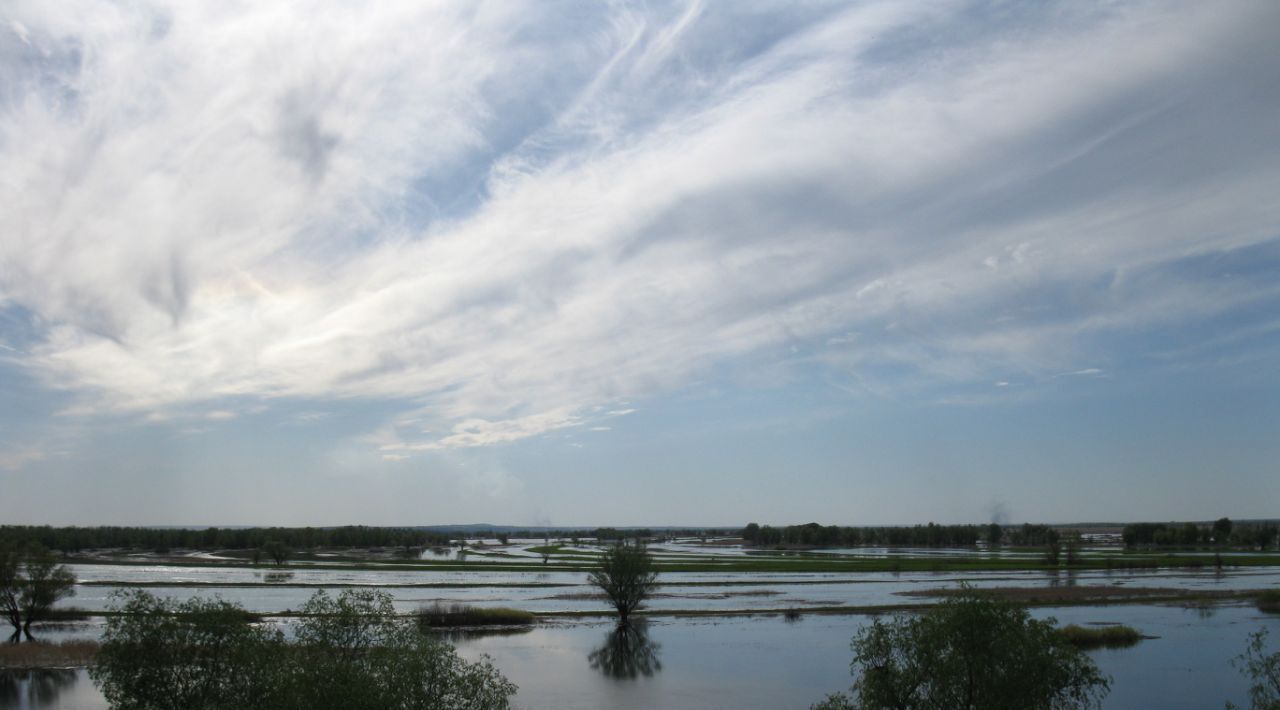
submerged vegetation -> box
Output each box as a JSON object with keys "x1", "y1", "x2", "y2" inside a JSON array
[
  {"x1": 1058, "y1": 624, "x2": 1143, "y2": 649},
  {"x1": 416, "y1": 603, "x2": 535, "y2": 629},
  {"x1": 0, "y1": 640, "x2": 99, "y2": 670},
  {"x1": 1255, "y1": 590, "x2": 1280, "y2": 614}
]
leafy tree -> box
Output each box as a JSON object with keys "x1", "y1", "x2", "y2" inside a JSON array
[
  {"x1": 262, "y1": 540, "x2": 289, "y2": 566},
  {"x1": 813, "y1": 588, "x2": 1110, "y2": 710},
  {"x1": 91, "y1": 589, "x2": 517, "y2": 710},
  {"x1": 1215, "y1": 517, "x2": 1235, "y2": 545},
  {"x1": 0, "y1": 543, "x2": 76, "y2": 641},
  {"x1": 589, "y1": 541, "x2": 658, "y2": 626},
  {"x1": 92, "y1": 591, "x2": 282, "y2": 710},
  {"x1": 986, "y1": 523, "x2": 1003, "y2": 546},
  {"x1": 1229, "y1": 628, "x2": 1280, "y2": 710},
  {"x1": 0, "y1": 543, "x2": 21, "y2": 637},
  {"x1": 1064, "y1": 531, "x2": 1083, "y2": 566},
  {"x1": 289, "y1": 589, "x2": 516, "y2": 710},
  {"x1": 1044, "y1": 529, "x2": 1062, "y2": 566}
]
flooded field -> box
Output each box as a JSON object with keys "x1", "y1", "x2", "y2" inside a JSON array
[
  {"x1": 9, "y1": 604, "x2": 1280, "y2": 709},
  {"x1": 8, "y1": 540, "x2": 1280, "y2": 708}
]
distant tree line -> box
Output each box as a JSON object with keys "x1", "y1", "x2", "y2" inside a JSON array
[
  {"x1": 1122, "y1": 518, "x2": 1278, "y2": 550},
  {"x1": 1003, "y1": 523, "x2": 1059, "y2": 547},
  {"x1": 0, "y1": 525, "x2": 739, "y2": 554},
  {"x1": 466, "y1": 528, "x2": 733, "y2": 543},
  {"x1": 0, "y1": 525, "x2": 454, "y2": 553},
  {"x1": 741, "y1": 522, "x2": 986, "y2": 548}
]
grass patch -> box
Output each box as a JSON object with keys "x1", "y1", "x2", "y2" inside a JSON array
[
  {"x1": 63, "y1": 550, "x2": 1280, "y2": 575},
  {"x1": 416, "y1": 603, "x2": 535, "y2": 629},
  {"x1": 1058, "y1": 624, "x2": 1143, "y2": 649},
  {"x1": 44, "y1": 606, "x2": 92, "y2": 622},
  {"x1": 1257, "y1": 590, "x2": 1280, "y2": 613},
  {"x1": 0, "y1": 640, "x2": 100, "y2": 669}
]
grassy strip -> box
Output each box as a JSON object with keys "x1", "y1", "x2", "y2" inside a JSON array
[
  {"x1": 899, "y1": 586, "x2": 1190, "y2": 603},
  {"x1": 48, "y1": 587, "x2": 1270, "y2": 624},
  {"x1": 0, "y1": 640, "x2": 100, "y2": 669},
  {"x1": 78, "y1": 580, "x2": 573, "y2": 589},
  {"x1": 66, "y1": 553, "x2": 1280, "y2": 575},
  {"x1": 532, "y1": 589, "x2": 1270, "y2": 620},
  {"x1": 416, "y1": 603, "x2": 535, "y2": 629},
  {"x1": 1058, "y1": 624, "x2": 1143, "y2": 649}
]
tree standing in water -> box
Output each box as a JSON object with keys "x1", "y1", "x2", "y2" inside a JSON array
[
  {"x1": 589, "y1": 540, "x2": 658, "y2": 626},
  {"x1": 1, "y1": 543, "x2": 76, "y2": 641}
]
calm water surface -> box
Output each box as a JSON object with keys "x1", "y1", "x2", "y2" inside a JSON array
[{"x1": 13, "y1": 603, "x2": 1277, "y2": 709}]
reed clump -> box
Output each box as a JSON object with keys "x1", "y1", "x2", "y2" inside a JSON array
[
  {"x1": 416, "y1": 602, "x2": 535, "y2": 629},
  {"x1": 0, "y1": 640, "x2": 100, "y2": 669},
  {"x1": 1057, "y1": 624, "x2": 1142, "y2": 649},
  {"x1": 1256, "y1": 590, "x2": 1280, "y2": 613}
]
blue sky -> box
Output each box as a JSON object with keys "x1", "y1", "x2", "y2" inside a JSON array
[{"x1": 1, "y1": 0, "x2": 1278, "y2": 527}]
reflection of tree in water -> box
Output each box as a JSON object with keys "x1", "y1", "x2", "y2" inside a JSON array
[
  {"x1": 0, "y1": 669, "x2": 80, "y2": 707},
  {"x1": 588, "y1": 622, "x2": 662, "y2": 680},
  {"x1": 1046, "y1": 569, "x2": 1079, "y2": 588}
]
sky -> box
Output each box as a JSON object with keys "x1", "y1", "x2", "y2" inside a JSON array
[{"x1": 1, "y1": 0, "x2": 1278, "y2": 528}]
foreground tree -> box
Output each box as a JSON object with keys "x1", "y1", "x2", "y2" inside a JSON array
[
  {"x1": 1229, "y1": 628, "x2": 1280, "y2": 710},
  {"x1": 1, "y1": 543, "x2": 76, "y2": 641},
  {"x1": 589, "y1": 541, "x2": 658, "y2": 626},
  {"x1": 91, "y1": 589, "x2": 516, "y2": 710},
  {"x1": 813, "y1": 589, "x2": 1110, "y2": 710},
  {"x1": 92, "y1": 592, "x2": 282, "y2": 710}
]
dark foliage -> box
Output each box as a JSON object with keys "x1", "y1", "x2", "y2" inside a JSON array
[
  {"x1": 588, "y1": 541, "x2": 658, "y2": 625},
  {"x1": 814, "y1": 588, "x2": 1110, "y2": 710},
  {"x1": 91, "y1": 589, "x2": 516, "y2": 710}
]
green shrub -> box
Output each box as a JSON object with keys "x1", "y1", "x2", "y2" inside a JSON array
[
  {"x1": 91, "y1": 589, "x2": 517, "y2": 710},
  {"x1": 416, "y1": 603, "x2": 534, "y2": 629},
  {"x1": 814, "y1": 588, "x2": 1110, "y2": 710}
]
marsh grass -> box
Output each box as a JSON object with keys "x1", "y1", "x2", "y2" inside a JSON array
[
  {"x1": 1257, "y1": 590, "x2": 1280, "y2": 613},
  {"x1": 416, "y1": 602, "x2": 535, "y2": 629},
  {"x1": 43, "y1": 606, "x2": 91, "y2": 622},
  {"x1": 0, "y1": 640, "x2": 100, "y2": 669},
  {"x1": 1058, "y1": 624, "x2": 1143, "y2": 649}
]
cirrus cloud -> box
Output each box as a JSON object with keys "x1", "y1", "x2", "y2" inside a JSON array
[{"x1": 2, "y1": 0, "x2": 1279, "y2": 453}]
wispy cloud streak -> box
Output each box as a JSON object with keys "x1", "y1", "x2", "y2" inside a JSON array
[{"x1": 2, "y1": 0, "x2": 1279, "y2": 450}]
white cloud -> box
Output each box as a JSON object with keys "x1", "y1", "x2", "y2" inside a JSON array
[
  {"x1": 0, "y1": 446, "x2": 47, "y2": 471},
  {"x1": 1058, "y1": 368, "x2": 1104, "y2": 378},
  {"x1": 2, "y1": 0, "x2": 1278, "y2": 450}
]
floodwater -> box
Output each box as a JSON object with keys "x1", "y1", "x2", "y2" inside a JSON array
[
  {"x1": 7, "y1": 604, "x2": 1279, "y2": 709},
  {"x1": 63, "y1": 561, "x2": 1280, "y2": 615},
  {"x1": 11, "y1": 545, "x2": 1280, "y2": 708}
]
